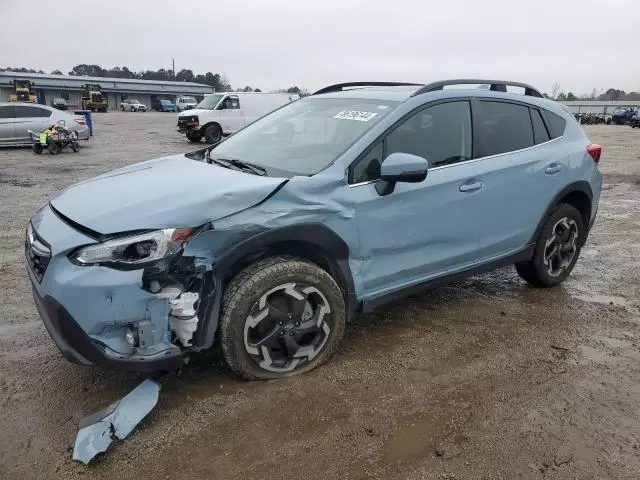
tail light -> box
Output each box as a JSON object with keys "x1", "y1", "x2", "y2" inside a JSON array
[
  {"x1": 74, "y1": 118, "x2": 86, "y2": 125},
  {"x1": 587, "y1": 144, "x2": 601, "y2": 164}
]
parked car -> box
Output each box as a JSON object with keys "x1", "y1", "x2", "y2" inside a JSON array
[
  {"x1": 611, "y1": 106, "x2": 638, "y2": 125},
  {"x1": 152, "y1": 99, "x2": 177, "y2": 112},
  {"x1": 176, "y1": 96, "x2": 197, "y2": 112},
  {"x1": 25, "y1": 80, "x2": 601, "y2": 380},
  {"x1": 51, "y1": 98, "x2": 69, "y2": 110},
  {"x1": 120, "y1": 99, "x2": 147, "y2": 112},
  {"x1": 631, "y1": 112, "x2": 640, "y2": 128},
  {"x1": 0, "y1": 102, "x2": 89, "y2": 146},
  {"x1": 177, "y1": 92, "x2": 299, "y2": 143}
]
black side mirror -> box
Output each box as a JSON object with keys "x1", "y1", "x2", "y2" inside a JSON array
[{"x1": 375, "y1": 152, "x2": 429, "y2": 196}]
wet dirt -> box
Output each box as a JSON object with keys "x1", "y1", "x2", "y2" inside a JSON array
[{"x1": 1, "y1": 118, "x2": 640, "y2": 479}]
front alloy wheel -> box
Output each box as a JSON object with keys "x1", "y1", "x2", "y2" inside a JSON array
[
  {"x1": 220, "y1": 256, "x2": 346, "y2": 380},
  {"x1": 244, "y1": 283, "x2": 331, "y2": 373}
]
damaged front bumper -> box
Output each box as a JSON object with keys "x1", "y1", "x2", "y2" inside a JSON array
[{"x1": 26, "y1": 204, "x2": 200, "y2": 372}]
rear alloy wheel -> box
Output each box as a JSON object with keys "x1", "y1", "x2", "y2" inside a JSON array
[
  {"x1": 516, "y1": 203, "x2": 584, "y2": 287},
  {"x1": 220, "y1": 256, "x2": 345, "y2": 380},
  {"x1": 204, "y1": 124, "x2": 222, "y2": 144}
]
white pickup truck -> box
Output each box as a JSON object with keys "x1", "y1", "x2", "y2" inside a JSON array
[{"x1": 177, "y1": 92, "x2": 299, "y2": 143}]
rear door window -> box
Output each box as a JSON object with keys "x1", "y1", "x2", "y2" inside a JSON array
[
  {"x1": 476, "y1": 101, "x2": 534, "y2": 157},
  {"x1": 544, "y1": 110, "x2": 566, "y2": 138},
  {"x1": 15, "y1": 106, "x2": 52, "y2": 118},
  {"x1": 530, "y1": 108, "x2": 551, "y2": 144}
]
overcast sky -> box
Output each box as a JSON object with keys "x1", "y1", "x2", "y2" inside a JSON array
[{"x1": 1, "y1": 0, "x2": 638, "y2": 95}]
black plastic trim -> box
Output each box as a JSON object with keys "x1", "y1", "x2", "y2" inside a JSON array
[
  {"x1": 412, "y1": 79, "x2": 543, "y2": 98},
  {"x1": 195, "y1": 223, "x2": 358, "y2": 348},
  {"x1": 529, "y1": 181, "x2": 593, "y2": 246},
  {"x1": 362, "y1": 245, "x2": 534, "y2": 313},
  {"x1": 313, "y1": 82, "x2": 423, "y2": 96}
]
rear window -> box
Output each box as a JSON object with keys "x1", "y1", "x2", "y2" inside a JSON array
[
  {"x1": 544, "y1": 111, "x2": 566, "y2": 138},
  {"x1": 476, "y1": 101, "x2": 534, "y2": 157}
]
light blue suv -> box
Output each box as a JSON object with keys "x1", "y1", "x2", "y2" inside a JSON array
[{"x1": 26, "y1": 80, "x2": 602, "y2": 380}]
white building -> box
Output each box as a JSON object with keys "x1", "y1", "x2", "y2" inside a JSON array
[{"x1": 0, "y1": 71, "x2": 213, "y2": 110}]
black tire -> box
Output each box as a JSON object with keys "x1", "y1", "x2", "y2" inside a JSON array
[
  {"x1": 32, "y1": 143, "x2": 43, "y2": 154},
  {"x1": 71, "y1": 142, "x2": 79, "y2": 152},
  {"x1": 219, "y1": 256, "x2": 346, "y2": 380},
  {"x1": 47, "y1": 143, "x2": 60, "y2": 155},
  {"x1": 186, "y1": 132, "x2": 202, "y2": 143},
  {"x1": 130, "y1": 106, "x2": 135, "y2": 112},
  {"x1": 204, "y1": 124, "x2": 222, "y2": 144},
  {"x1": 120, "y1": 105, "x2": 125, "y2": 111},
  {"x1": 516, "y1": 204, "x2": 584, "y2": 287}
]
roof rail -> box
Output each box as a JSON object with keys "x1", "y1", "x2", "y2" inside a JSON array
[
  {"x1": 411, "y1": 79, "x2": 543, "y2": 98},
  {"x1": 313, "y1": 82, "x2": 423, "y2": 96}
]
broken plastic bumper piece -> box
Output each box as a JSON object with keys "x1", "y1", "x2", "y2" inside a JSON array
[{"x1": 73, "y1": 379, "x2": 161, "y2": 464}]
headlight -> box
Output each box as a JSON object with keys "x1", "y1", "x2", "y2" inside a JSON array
[{"x1": 69, "y1": 228, "x2": 196, "y2": 267}]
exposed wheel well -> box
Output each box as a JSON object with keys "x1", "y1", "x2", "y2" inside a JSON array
[
  {"x1": 222, "y1": 240, "x2": 350, "y2": 306},
  {"x1": 558, "y1": 190, "x2": 591, "y2": 233}
]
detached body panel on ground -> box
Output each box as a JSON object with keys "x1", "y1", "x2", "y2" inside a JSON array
[{"x1": 26, "y1": 81, "x2": 602, "y2": 379}]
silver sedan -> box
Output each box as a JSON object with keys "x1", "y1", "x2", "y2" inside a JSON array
[{"x1": 0, "y1": 102, "x2": 90, "y2": 146}]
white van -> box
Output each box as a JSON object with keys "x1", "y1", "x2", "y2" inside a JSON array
[
  {"x1": 176, "y1": 96, "x2": 197, "y2": 112},
  {"x1": 177, "y1": 92, "x2": 299, "y2": 143}
]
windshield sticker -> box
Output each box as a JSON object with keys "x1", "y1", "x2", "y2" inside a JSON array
[{"x1": 334, "y1": 110, "x2": 378, "y2": 122}]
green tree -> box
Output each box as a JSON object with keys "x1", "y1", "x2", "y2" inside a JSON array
[
  {"x1": 566, "y1": 92, "x2": 577, "y2": 101},
  {"x1": 176, "y1": 69, "x2": 195, "y2": 82},
  {"x1": 51, "y1": 70, "x2": 63, "y2": 75}
]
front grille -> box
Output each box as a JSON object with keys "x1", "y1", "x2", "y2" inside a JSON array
[
  {"x1": 177, "y1": 115, "x2": 198, "y2": 128},
  {"x1": 25, "y1": 224, "x2": 51, "y2": 283}
]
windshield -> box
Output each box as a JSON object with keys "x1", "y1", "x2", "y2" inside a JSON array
[
  {"x1": 211, "y1": 97, "x2": 399, "y2": 175},
  {"x1": 196, "y1": 94, "x2": 224, "y2": 110},
  {"x1": 129, "y1": 99, "x2": 141, "y2": 104},
  {"x1": 160, "y1": 100, "x2": 170, "y2": 105},
  {"x1": 182, "y1": 97, "x2": 196, "y2": 103}
]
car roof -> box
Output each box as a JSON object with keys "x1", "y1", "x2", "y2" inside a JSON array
[
  {"x1": 0, "y1": 102, "x2": 55, "y2": 110},
  {"x1": 311, "y1": 81, "x2": 568, "y2": 117}
]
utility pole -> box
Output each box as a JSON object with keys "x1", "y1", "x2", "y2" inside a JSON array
[{"x1": 172, "y1": 58, "x2": 175, "y2": 80}]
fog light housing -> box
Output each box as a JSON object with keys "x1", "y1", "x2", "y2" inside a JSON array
[{"x1": 125, "y1": 327, "x2": 138, "y2": 347}]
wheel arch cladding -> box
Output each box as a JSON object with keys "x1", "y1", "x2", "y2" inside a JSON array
[
  {"x1": 195, "y1": 223, "x2": 358, "y2": 349},
  {"x1": 532, "y1": 181, "x2": 593, "y2": 246}
]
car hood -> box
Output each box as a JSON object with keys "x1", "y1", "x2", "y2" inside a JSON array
[
  {"x1": 50, "y1": 154, "x2": 287, "y2": 234},
  {"x1": 179, "y1": 108, "x2": 210, "y2": 117}
]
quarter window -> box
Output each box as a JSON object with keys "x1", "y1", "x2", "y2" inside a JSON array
[
  {"x1": 351, "y1": 142, "x2": 383, "y2": 184},
  {"x1": 476, "y1": 101, "x2": 533, "y2": 157},
  {"x1": 544, "y1": 110, "x2": 566, "y2": 138},
  {"x1": 530, "y1": 108, "x2": 551, "y2": 144},
  {"x1": 386, "y1": 101, "x2": 472, "y2": 168}
]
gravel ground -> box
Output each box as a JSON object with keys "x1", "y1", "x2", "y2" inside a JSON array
[{"x1": 1, "y1": 113, "x2": 639, "y2": 479}]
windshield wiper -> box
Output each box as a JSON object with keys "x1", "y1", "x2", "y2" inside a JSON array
[{"x1": 205, "y1": 150, "x2": 266, "y2": 176}]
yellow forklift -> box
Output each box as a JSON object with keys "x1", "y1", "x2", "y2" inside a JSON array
[
  {"x1": 9, "y1": 80, "x2": 37, "y2": 103},
  {"x1": 81, "y1": 83, "x2": 108, "y2": 112}
]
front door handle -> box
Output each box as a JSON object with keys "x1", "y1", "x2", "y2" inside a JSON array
[
  {"x1": 545, "y1": 164, "x2": 563, "y2": 174},
  {"x1": 459, "y1": 181, "x2": 484, "y2": 192}
]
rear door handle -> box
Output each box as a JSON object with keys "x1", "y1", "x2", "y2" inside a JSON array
[
  {"x1": 459, "y1": 181, "x2": 484, "y2": 192},
  {"x1": 545, "y1": 164, "x2": 563, "y2": 174}
]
